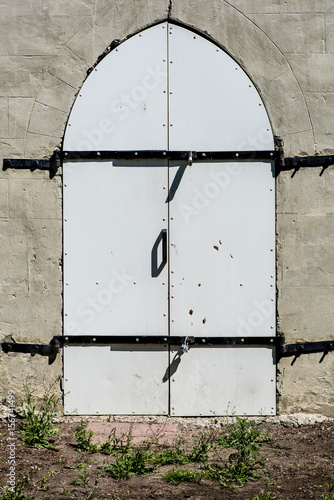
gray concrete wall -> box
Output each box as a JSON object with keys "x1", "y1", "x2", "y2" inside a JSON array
[{"x1": 0, "y1": 0, "x2": 333, "y2": 415}]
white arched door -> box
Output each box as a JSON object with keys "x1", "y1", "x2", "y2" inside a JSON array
[{"x1": 63, "y1": 22, "x2": 276, "y2": 416}]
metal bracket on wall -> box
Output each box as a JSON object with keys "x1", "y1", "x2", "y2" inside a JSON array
[
  {"x1": 3, "y1": 151, "x2": 60, "y2": 179},
  {"x1": 278, "y1": 340, "x2": 334, "y2": 365},
  {"x1": 1, "y1": 338, "x2": 60, "y2": 365},
  {"x1": 277, "y1": 154, "x2": 334, "y2": 177}
]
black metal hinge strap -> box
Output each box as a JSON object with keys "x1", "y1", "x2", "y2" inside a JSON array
[
  {"x1": 3, "y1": 152, "x2": 60, "y2": 179},
  {"x1": 278, "y1": 154, "x2": 334, "y2": 177},
  {"x1": 53, "y1": 335, "x2": 281, "y2": 346},
  {"x1": 278, "y1": 340, "x2": 334, "y2": 364},
  {"x1": 1, "y1": 339, "x2": 60, "y2": 365},
  {"x1": 61, "y1": 150, "x2": 279, "y2": 161}
]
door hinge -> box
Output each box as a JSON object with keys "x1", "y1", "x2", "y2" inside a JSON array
[{"x1": 3, "y1": 151, "x2": 60, "y2": 178}]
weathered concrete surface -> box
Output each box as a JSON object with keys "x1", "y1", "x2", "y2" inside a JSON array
[{"x1": 0, "y1": 0, "x2": 333, "y2": 416}]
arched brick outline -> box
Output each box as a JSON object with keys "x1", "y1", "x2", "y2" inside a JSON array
[{"x1": 27, "y1": 2, "x2": 313, "y2": 158}]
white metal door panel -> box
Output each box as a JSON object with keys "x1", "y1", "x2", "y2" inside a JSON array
[
  {"x1": 169, "y1": 161, "x2": 275, "y2": 336},
  {"x1": 63, "y1": 23, "x2": 168, "y2": 151},
  {"x1": 168, "y1": 24, "x2": 274, "y2": 151},
  {"x1": 63, "y1": 160, "x2": 168, "y2": 335},
  {"x1": 64, "y1": 346, "x2": 168, "y2": 415},
  {"x1": 63, "y1": 160, "x2": 169, "y2": 415},
  {"x1": 169, "y1": 347, "x2": 275, "y2": 416},
  {"x1": 168, "y1": 160, "x2": 275, "y2": 416}
]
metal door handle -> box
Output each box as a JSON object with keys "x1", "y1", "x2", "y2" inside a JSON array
[{"x1": 162, "y1": 229, "x2": 167, "y2": 263}]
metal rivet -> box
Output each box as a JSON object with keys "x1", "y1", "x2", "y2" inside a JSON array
[
  {"x1": 241, "y1": 338, "x2": 244, "y2": 343},
  {"x1": 65, "y1": 337, "x2": 68, "y2": 341},
  {"x1": 133, "y1": 281, "x2": 136, "y2": 284},
  {"x1": 93, "y1": 338, "x2": 96, "y2": 341},
  {"x1": 163, "y1": 313, "x2": 166, "y2": 317},
  {"x1": 135, "y1": 152, "x2": 138, "y2": 156},
  {"x1": 136, "y1": 338, "x2": 139, "y2": 342},
  {"x1": 202, "y1": 339, "x2": 206, "y2": 343},
  {"x1": 270, "y1": 339, "x2": 274, "y2": 343},
  {"x1": 162, "y1": 282, "x2": 165, "y2": 285},
  {"x1": 171, "y1": 285, "x2": 174, "y2": 287},
  {"x1": 170, "y1": 124, "x2": 173, "y2": 126},
  {"x1": 235, "y1": 153, "x2": 239, "y2": 157},
  {"x1": 171, "y1": 296, "x2": 174, "y2": 299},
  {"x1": 240, "y1": 283, "x2": 243, "y2": 286},
  {"x1": 97, "y1": 152, "x2": 101, "y2": 156},
  {"x1": 164, "y1": 338, "x2": 167, "y2": 341}
]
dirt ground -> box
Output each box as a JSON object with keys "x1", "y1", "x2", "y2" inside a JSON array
[{"x1": 1, "y1": 417, "x2": 334, "y2": 500}]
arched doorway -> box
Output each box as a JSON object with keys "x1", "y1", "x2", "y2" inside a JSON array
[{"x1": 62, "y1": 22, "x2": 276, "y2": 416}]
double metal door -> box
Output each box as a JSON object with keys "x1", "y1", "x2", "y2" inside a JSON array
[{"x1": 63, "y1": 158, "x2": 275, "y2": 415}]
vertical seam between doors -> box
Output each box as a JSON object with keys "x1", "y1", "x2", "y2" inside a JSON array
[{"x1": 167, "y1": 22, "x2": 171, "y2": 415}]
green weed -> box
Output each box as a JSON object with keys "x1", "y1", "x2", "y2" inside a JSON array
[
  {"x1": 209, "y1": 417, "x2": 269, "y2": 488},
  {"x1": 18, "y1": 377, "x2": 59, "y2": 449},
  {"x1": 102, "y1": 448, "x2": 154, "y2": 480},
  {"x1": 164, "y1": 468, "x2": 202, "y2": 485},
  {"x1": 248, "y1": 492, "x2": 282, "y2": 500},
  {"x1": 1, "y1": 485, "x2": 35, "y2": 500},
  {"x1": 74, "y1": 421, "x2": 99, "y2": 453},
  {"x1": 70, "y1": 463, "x2": 90, "y2": 487},
  {"x1": 38, "y1": 469, "x2": 55, "y2": 491}
]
